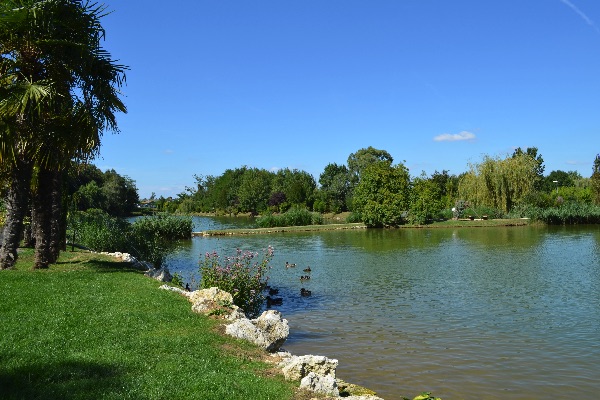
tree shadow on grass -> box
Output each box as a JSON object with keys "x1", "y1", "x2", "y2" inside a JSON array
[
  {"x1": 0, "y1": 359, "x2": 142, "y2": 399},
  {"x1": 55, "y1": 256, "x2": 144, "y2": 274}
]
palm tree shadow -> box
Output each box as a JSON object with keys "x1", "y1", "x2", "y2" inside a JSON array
[{"x1": 0, "y1": 359, "x2": 142, "y2": 399}]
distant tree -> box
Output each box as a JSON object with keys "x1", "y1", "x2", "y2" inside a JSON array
[
  {"x1": 318, "y1": 163, "x2": 351, "y2": 213},
  {"x1": 352, "y1": 162, "x2": 410, "y2": 227},
  {"x1": 347, "y1": 146, "x2": 393, "y2": 184},
  {"x1": 542, "y1": 170, "x2": 575, "y2": 193},
  {"x1": 237, "y1": 168, "x2": 272, "y2": 215},
  {"x1": 410, "y1": 172, "x2": 444, "y2": 224},
  {"x1": 429, "y1": 170, "x2": 459, "y2": 208},
  {"x1": 101, "y1": 170, "x2": 139, "y2": 217},
  {"x1": 459, "y1": 153, "x2": 538, "y2": 213},
  {"x1": 512, "y1": 147, "x2": 544, "y2": 189},
  {"x1": 75, "y1": 181, "x2": 106, "y2": 211},
  {"x1": 591, "y1": 154, "x2": 600, "y2": 205},
  {"x1": 273, "y1": 168, "x2": 316, "y2": 207}
]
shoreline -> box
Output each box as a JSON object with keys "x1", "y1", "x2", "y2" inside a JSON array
[{"x1": 194, "y1": 218, "x2": 532, "y2": 236}]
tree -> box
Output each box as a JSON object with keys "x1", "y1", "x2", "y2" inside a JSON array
[
  {"x1": 352, "y1": 162, "x2": 410, "y2": 227},
  {"x1": 410, "y1": 172, "x2": 444, "y2": 224},
  {"x1": 512, "y1": 147, "x2": 544, "y2": 189},
  {"x1": 592, "y1": 154, "x2": 600, "y2": 205},
  {"x1": 347, "y1": 146, "x2": 393, "y2": 184},
  {"x1": 318, "y1": 163, "x2": 351, "y2": 213},
  {"x1": 458, "y1": 153, "x2": 538, "y2": 213},
  {"x1": 272, "y1": 168, "x2": 316, "y2": 208},
  {"x1": 0, "y1": 0, "x2": 127, "y2": 269},
  {"x1": 237, "y1": 168, "x2": 272, "y2": 215}
]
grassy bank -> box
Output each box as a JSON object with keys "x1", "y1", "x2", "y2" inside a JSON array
[
  {"x1": 0, "y1": 249, "x2": 301, "y2": 400},
  {"x1": 196, "y1": 218, "x2": 531, "y2": 236}
]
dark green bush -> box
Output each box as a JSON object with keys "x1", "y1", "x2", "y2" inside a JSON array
[{"x1": 256, "y1": 207, "x2": 322, "y2": 228}]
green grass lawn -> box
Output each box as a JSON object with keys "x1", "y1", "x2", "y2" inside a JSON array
[{"x1": 0, "y1": 249, "x2": 299, "y2": 400}]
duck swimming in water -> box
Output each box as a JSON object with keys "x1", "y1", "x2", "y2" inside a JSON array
[
  {"x1": 300, "y1": 275, "x2": 310, "y2": 281},
  {"x1": 266, "y1": 296, "x2": 283, "y2": 307},
  {"x1": 285, "y1": 262, "x2": 296, "y2": 268},
  {"x1": 303, "y1": 266, "x2": 311, "y2": 272},
  {"x1": 300, "y1": 288, "x2": 312, "y2": 297}
]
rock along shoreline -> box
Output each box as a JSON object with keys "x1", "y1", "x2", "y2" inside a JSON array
[{"x1": 99, "y1": 251, "x2": 384, "y2": 399}]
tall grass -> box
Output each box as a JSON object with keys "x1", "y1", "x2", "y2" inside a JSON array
[
  {"x1": 256, "y1": 207, "x2": 322, "y2": 228},
  {"x1": 70, "y1": 211, "x2": 193, "y2": 267},
  {"x1": 511, "y1": 202, "x2": 600, "y2": 224}
]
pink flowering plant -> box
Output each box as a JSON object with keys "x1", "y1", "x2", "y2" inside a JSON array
[{"x1": 199, "y1": 246, "x2": 274, "y2": 318}]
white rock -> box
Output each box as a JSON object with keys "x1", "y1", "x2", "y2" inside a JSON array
[
  {"x1": 299, "y1": 372, "x2": 339, "y2": 397},
  {"x1": 280, "y1": 354, "x2": 338, "y2": 381},
  {"x1": 225, "y1": 310, "x2": 289, "y2": 352},
  {"x1": 144, "y1": 266, "x2": 172, "y2": 282}
]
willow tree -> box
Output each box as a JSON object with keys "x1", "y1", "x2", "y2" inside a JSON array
[
  {"x1": 458, "y1": 153, "x2": 538, "y2": 214},
  {"x1": 0, "y1": 0, "x2": 126, "y2": 269}
]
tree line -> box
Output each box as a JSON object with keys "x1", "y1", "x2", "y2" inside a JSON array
[{"x1": 161, "y1": 146, "x2": 600, "y2": 226}]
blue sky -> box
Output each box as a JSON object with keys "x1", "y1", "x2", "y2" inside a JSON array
[{"x1": 98, "y1": 1, "x2": 600, "y2": 199}]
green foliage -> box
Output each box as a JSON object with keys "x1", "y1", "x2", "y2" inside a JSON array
[
  {"x1": 511, "y1": 202, "x2": 600, "y2": 224},
  {"x1": 347, "y1": 146, "x2": 394, "y2": 184},
  {"x1": 318, "y1": 163, "x2": 351, "y2": 213},
  {"x1": 70, "y1": 209, "x2": 130, "y2": 252},
  {"x1": 345, "y1": 211, "x2": 362, "y2": 223},
  {"x1": 352, "y1": 162, "x2": 411, "y2": 227},
  {"x1": 459, "y1": 153, "x2": 539, "y2": 213},
  {"x1": 409, "y1": 173, "x2": 444, "y2": 225},
  {"x1": 69, "y1": 211, "x2": 192, "y2": 267},
  {"x1": 591, "y1": 154, "x2": 600, "y2": 205},
  {"x1": 200, "y1": 247, "x2": 274, "y2": 318},
  {"x1": 128, "y1": 215, "x2": 192, "y2": 267}
]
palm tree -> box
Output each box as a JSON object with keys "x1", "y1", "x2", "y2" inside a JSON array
[{"x1": 0, "y1": 0, "x2": 127, "y2": 269}]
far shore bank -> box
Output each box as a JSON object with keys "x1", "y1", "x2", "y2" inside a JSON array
[{"x1": 194, "y1": 218, "x2": 533, "y2": 236}]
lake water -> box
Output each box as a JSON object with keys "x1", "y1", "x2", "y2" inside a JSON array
[{"x1": 165, "y1": 217, "x2": 600, "y2": 399}]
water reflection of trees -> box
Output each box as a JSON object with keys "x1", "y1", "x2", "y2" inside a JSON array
[{"x1": 318, "y1": 226, "x2": 546, "y2": 252}]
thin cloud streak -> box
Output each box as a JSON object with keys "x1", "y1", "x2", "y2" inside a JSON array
[
  {"x1": 433, "y1": 131, "x2": 476, "y2": 142},
  {"x1": 559, "y1": 0, "x2": 600, "y2": 33}
]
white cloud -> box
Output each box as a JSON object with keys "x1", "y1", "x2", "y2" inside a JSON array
[
  {"x1": 163, "y1": 149, "x2": 174, "y2": 154},
  {"x1": 433, "y1": 131, "x2": 476, "y2": 142}
]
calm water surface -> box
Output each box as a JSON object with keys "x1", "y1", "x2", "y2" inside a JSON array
[{"x1": 166, "y1": 218, "x2": 600, "y2": 399}]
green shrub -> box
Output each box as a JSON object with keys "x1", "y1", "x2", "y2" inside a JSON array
[
  {"x1": 256, "y1": 207, "x2": 322, "y2": 228},
  {"x1": 510, "y1": 202, "x2": 600, "y2": 224},
  {"x1": 69, "y1": 211, "x2": 192, "y2": 268},
  {"x1": 345, "y1": 211, "x2": 362, "y2": 223},
  {"x1": 199, "y1": 246, "x2": 274, "y2": 318}
]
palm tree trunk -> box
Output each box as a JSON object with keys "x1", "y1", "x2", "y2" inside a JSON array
[
  {"x1": 32, "y1": 168, "x2": 53, "y2": 269},
  {"x1": 0, "y1": 158, "x2": 33, "y2": 269},
  {"x1": 49, "y1": 169, "x2": 64, "y2": 263}
]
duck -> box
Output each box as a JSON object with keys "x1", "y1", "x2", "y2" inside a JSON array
[
  {"x1": 300, "y1": 275, "x2": 310, "y2": 281},
  {"x1": 285, "y1": 262, "x2": 296, "y2": 268},
  {"x1": 303, "y1": 266, "x2": 311, "y2": 272},
  {"x1": 268, "y1": 287, "x2": 279, "y2": 296},
  {"x1": 300, "y1": 288, "x2": 312, "y2": 297},
  {"x1": 266, "y1": 296, "x2": 283, "y2": 307},
  {"x1": 185, "y1": 283, "x2": 191, "y2": 292}
]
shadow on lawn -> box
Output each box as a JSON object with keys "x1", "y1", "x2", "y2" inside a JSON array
[
  {"x1": 0, "y1": 359, "x2": 142, "y2": 399},
  {"x1": 55, "y1": 255, "x2": 144, "y2": 273}
]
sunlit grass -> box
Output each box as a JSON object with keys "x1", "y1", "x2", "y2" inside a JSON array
[{"x1": 0, "y1": 249, "x2": 297, "y2": 399}]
